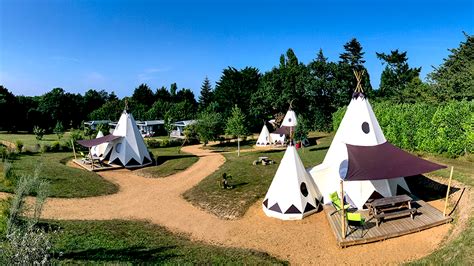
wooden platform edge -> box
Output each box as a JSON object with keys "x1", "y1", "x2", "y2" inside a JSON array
[{"x1": 338, "y1": 216, "x2": 453, "y2": 248}]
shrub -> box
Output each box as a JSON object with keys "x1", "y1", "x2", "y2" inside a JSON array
[
  {"x1": 15, "y1": 140, "x2": 23, "y2": 153},
  {"x1": 33, "y1": 126, "x2": 45, "y2": 141},
  {"x1": 50, "y1": 141, "x2": 61, "y2": 152},
  {"x1": 332, "y1": 100, "x2": 473, "y2": 157},
  {"x1": 0, "y1": 146, "x2": 8, "y2": 162},
  {"x1": 332, "y1": 107, "x2": 347, "y2": 132}
]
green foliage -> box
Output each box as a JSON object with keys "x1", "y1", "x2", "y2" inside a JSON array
[
  {"x1": 376, "y1": 49, "x2": 422, "y2": 101},
  {"x1": 294, "y1": 114, "x2": 310, "y2": 142},
  {"x1": 332, "y1": 106, "x2": 347, "y2": 132},
  {"x1": 428, "y1": 33, "x2": 474, "y2": 101},
  {"x1": 198, "y1": 76, "x2": 214, "y2": 111},
  {"x1": 0, "y1": 167, "x2": 53, "y2": 264},
  {"x1": 195, "y1": 109, "x2": 223, "y2": 146},
  {"x1": 225, "y1": 106, "x2": 249, "y2": 138},
  {"x1": 332, "y1": 100, "x2": 473, "y2": 157},
  {"x1": 53, "y1": 121, "x2": 64, "y2": 140},
  {"x1": 15, "y1": 140, "x2": 23, "y2": 153},
  {"x1": 33, "y1": 126, "x2": 45, "y2": 141}
]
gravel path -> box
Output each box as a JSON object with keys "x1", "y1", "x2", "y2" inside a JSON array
[{"x1": 30, "y1": 145, "x2": 453, "y2": 264}]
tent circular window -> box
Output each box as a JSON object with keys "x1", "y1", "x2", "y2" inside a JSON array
[
  {"x1": 115, "y1": 143, "x2": 122, "y2": 153},
  {"x1": 361, "y1": 122, "x2": 370, "y2": 134},
  {"x1": 288, "y1": 118, "x2": 292, "y2": 122},
  {"x1": 300, "y1": 182, "x2": 308, "y2": 197}
]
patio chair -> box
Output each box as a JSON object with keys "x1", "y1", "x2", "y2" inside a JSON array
[
  {"x1": 346, "y1": 212, "x2": 366, "y2": 238},
  {"x1": 329, "y1": 191, "x2": 351, "y2": 215},
  {"x1": 79, "y1": 151, "x2": 91, "y2": 164}
]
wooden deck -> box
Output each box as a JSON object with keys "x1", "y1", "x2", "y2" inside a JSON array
[
  {"x1": 72, "y1": 159, "x2": 123, "y2": 172},
  {"x1": 324, "y1": 197, "x2": 452, "y2": 247}
]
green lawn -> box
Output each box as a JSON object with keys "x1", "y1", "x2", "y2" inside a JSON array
[
  {"x1": 203, "y1": 138, "x2": 257, "y2": 152},
  {"x1": 48, "y1": 219, "x2": 286, "y2": 264},
  {"x1": 135, "y1": 146, "x2": 198, "y2": 178},
  {"x1": 183, "y1": 134, "x2": 332, "y2": 219},
  {"x1": 0, "y1": 152, "x2": 118, "y2": 198},
  {"x1": 0, "y1": 132, "x2": 70, "y2": 147}
]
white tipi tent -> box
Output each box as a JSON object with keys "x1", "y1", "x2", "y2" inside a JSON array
[
  {"x1": 308, "y1": 95, "x2": 410, "y2": 210},
  {"x1": 91, "y1": 131, "x2": 107, "y2": 158},
  {"x1": 281, "y1": 109, "x2": 297, "y2": 127},
  {"x1": 263, "y1": 145, "x2": 323, "y2": 220},
  {"x1": 103, "y1": 110, "x2": 152, "y2": 168},
  {"x1": 256, "y1": 124, "x2": 272, "y2": 146}
]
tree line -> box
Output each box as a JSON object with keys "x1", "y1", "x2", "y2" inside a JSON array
[{"x1": 0, "y1": 34, "x2": 472, "y2": 135}]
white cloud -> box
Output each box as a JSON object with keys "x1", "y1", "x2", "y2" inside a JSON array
[{"x1": 137, "y1": 67, "x2": 171, "y2": 82}]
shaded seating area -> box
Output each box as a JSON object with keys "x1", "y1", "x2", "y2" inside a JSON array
[
  {"x1": 324, "y1": 195, "x2": 452, "y2": 247},
  {"x1": 73, "y1": 134, "x2": 123, "y2": 172}
]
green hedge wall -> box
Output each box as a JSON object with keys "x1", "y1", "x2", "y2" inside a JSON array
[{"x1": 332, "y1": 100, "x2": 473, "y2": 157}]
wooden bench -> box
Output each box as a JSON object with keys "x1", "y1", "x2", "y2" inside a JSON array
[{"x1": 374, "y1": 208, "x2": 417, "y2": 227}]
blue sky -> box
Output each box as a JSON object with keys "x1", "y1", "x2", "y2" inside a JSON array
[{"x1": 1, "y1": 0, "x2": 473, "y2": 98}]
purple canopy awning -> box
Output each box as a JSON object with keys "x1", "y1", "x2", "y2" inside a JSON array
[
  {"x1": 345, "y1": 142, "x2": 446, "y2": 181},
  {"x1": 77, "y1": 134, "x2": 122, "y2": 148},
  {"x1": 272, "y1": 126, "x2": 291, "y2": 135}
]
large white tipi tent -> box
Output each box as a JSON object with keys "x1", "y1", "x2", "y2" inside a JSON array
[
  {"x1": 309, "y1": 94, "x2": 411, "y2": 210},
  {"x1": 256, "y1": 124, "x2": 272, "y2": 146},
  {"x1": 263, "y1": 108, "x2": 323, "y2": 220},
  {"x1": 103, "y1": 109, "x2": 152, "y2": 168},
  {"x1": 91, "y1": 131, "x2": 108, "y2": 158},
  {"x1": 263, "y1": 145, "x2": 323, "y2": 220}
]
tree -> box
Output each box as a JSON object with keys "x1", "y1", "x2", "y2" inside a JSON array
[
  {"x1": 170, "y1": 83, "x2": 178, "y2": 99},
  {"x1": 198, "y1": 76, "x2": 214, "y2": 111},
  {"x1": 376, "y1": 49, "x2": 421, "y2": 101},
  {"x1": 213, "y1": 66, "x2": 261, "y2": 122},
  {"x1": 225, "y1": 105, "x2": 249, "y2": 156},
  {"x1": 195, "y1": 109, "x2": 223, "y2": 146},
  {"x1": 428, "y1": 33, "x2": 474, "y2": 101},
  {"x1": 83, "y1": 89, "x2": 108, "y2": 118},
  {"x1": 316, "y1": 48, "x2": 328, "y2": 63},
  {"x1": 339, "y1": 38, "x2": 366, "y2": 69},
  {"x1": 53, "y1": 121, "x2": 64, "y2": 139},
  {"x1": 0, "y1": 86, "x2": 19, "y2": 131},
  {"x1": 132, "y1": 83, "x2": 155, "y2": 108}
]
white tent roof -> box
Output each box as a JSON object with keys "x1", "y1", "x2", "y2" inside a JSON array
[
  {"x1": 103, "y1": 110, "x2": 152, "y2": 168},
  {"x1": 309, "y1": 96, "x2": 410, "y2": 210},
  {"x1": 91, "y1": 131, "x2": 108, "y2": 157},
  {"x1": 256, "y1": 124, "x2": 272, "y2": 146},
  {"x1": 263, "y1": 145, "x2": 322, "y2": 220},
  {"x1": 281, "y1": 109, "x2": 297, "y2": 127}
]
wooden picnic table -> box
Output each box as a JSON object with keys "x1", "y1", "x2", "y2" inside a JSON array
[{"x1": 366, "y1": 195, "x2": 416, "y2": 226}]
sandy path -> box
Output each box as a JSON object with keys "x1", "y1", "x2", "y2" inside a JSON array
[{"x1": 32, "y1": 144, "x2": 453, "y2": 264}]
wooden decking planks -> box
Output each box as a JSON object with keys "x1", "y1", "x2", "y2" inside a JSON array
[
  {"x1": 324, "y1": 197, "x2": 452, "y2": 247},
  {"x1": 72, "y1": 159, "x2": 123, "y2": 172}
]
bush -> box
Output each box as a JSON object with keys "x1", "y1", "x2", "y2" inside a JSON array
[
  {"x1": 0, "y1": 146, "x2": 9, "y2": 162},
  {"x1": 15, "y1": 140, "x2": 23, "y2": 153},
  {"x1": 33, "y1": 126, "x2": 45, "y2": 141},
  {"x1": 332, "y1": 100, "x2": 473, "y2": 157}
]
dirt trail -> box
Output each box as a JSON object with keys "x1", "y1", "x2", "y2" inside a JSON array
[{"x1": 24, "y1": 145, "x2": 455, "y2": 264}]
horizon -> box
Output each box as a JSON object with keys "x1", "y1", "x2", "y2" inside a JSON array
[{"x1": 1, "y1": 0, "x2": 473, "y2": 98}]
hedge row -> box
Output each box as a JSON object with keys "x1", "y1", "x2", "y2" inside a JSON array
[{"x1": 332, "y1": 100, "x2": 473, "y2": 157}]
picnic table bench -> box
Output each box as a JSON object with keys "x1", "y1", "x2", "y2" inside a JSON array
[{"x1": 366, "y1": 195, "x2": 417, "y2": 227}]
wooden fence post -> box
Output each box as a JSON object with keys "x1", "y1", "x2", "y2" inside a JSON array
[{"x1": 443, "y1": 166, "x2": 454, "y2": 217}]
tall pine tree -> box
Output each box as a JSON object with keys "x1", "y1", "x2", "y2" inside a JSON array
[{"x1": 198, "y1": 76, "x2": 214, "y2": 111}]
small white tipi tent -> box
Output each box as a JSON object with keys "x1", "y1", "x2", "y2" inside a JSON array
[
  {"x1": 256, "y1": 124, "x2": 272, "y2": 146},
  {"x1": 91, "y1": 131, "x2": 107, "y2": 158},
  {"x1": 263, "y1": 145, "x2": 323, "y2": 220},
  {"x1": 308, "y1": 94, "x2": 410, "y2": 210},
  {"x1": 103, "y1": 110, "x2": 152, "y2": 168}
]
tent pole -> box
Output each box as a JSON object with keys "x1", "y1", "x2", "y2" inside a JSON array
[
  {"x1": 89, "y1": 147, "x2": 94, "y2": 170},
  {"x1": 71, "y1": 139, "x2": 77, "y2": 159},
  {"x1": 340, "y1": 179, "x2": 346, "y2": 239},
  {"x1": 443, "y1": 166, "x2": 454, "y2": 217}
]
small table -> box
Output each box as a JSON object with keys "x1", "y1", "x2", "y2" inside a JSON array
[{"x1": 366, "y1": 195, "x2": 415, "y2": 226}]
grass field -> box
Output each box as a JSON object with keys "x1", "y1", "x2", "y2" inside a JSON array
[
  {"x1": 0, "y1": 152, "x2": 118, "y2": 198},
  {"x1": 0, "y1": 132, "x2": 71, "y2": 147},
  {"x1": 183, "y1": 133, "x2": 332, "y2": 219},
  {"x1": 48, "y1": 219, "x2": 286, "y2": 264},
  {"x1": 135, "y1": 146, "x2": 198, "y2": 178}
]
